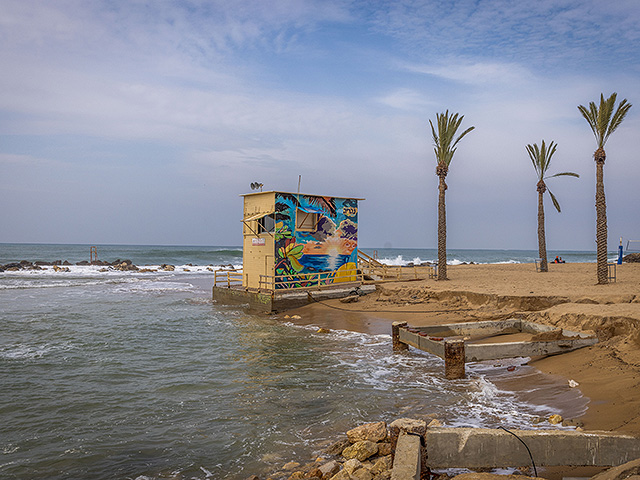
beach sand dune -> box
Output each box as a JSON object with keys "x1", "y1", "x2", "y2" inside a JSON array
[{"x1": 286, "y1": 263, "x2": 640, "y2": 435}]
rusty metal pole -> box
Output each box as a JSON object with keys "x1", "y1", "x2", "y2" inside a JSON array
[
  {"x1": 444, "y1": 339, "x2": 466, "y2": 379},
  {"x1": 392, "y1": 322, "x2": 409, "y2": 352}
]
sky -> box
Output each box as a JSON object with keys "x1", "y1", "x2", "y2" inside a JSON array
[{"x1": 1, "y1": 0, "x2": 638, "y2": 250}]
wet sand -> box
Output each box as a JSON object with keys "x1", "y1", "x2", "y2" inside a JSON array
[{"x1": 283, "y1": 262, "x2": 640, "y2": 435}]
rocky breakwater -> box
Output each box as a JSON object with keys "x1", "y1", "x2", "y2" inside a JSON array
[
  {"x1": 253, "y1": 420, "x2": 429, "y2": 480},
  {"x1": 0, "y1": 259, "x2": 179, "y2": 273}
]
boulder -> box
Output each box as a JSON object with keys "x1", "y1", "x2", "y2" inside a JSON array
[
  {"x1": 346, "y1": 422, "x2": 387, "y2": 443},
  {"x1": 370, "y1": 455, "x2": 392, "y2": 475},
  {"x1": 342, "y1": 441, "x2": 378, "y2": 462},
  {"x1": 350, "y1": 468, "x2": 373, "y2": 480},
  {"x1": 324, "y1": 438, "x2": 350, "y2": 456},
  {"x1": 623, "y1": 253, "x2": 640, "y2": 263},
  {"x1": 318, "y1": 460, "x2": 341, "y2": 478},
  {"x1": 330, "y1": 470, "x2": 351, "y2": 480},
  {"x1": 342, "y1": 459, "x2": 364, "y2": 474},
  {"x1": 377, "y1": 442, "x2": 392, "y2": 456},
  {"x1": 283, "y1": 462, "x2": 301, "y2": 471}
]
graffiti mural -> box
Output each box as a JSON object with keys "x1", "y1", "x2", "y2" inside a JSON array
[{"x1": 274, "y1": 193, "x2": 358, "y2": 287}]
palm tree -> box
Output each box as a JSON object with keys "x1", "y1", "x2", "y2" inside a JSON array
[
  {"x1": 526, "y1": 140, "x2": 579, "y2": 272},
  {"x1": 578, "y1": 93, "x2": 632, "y2": 284},
  {"x1": 429, "y1": 111, "x2": 474, "y2": 280}
]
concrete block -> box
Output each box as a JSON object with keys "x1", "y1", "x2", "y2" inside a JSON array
[
  {"x1": 426, "y1": 428, "x2": 640, "y2": 468},
  {"x1": 391, "y1": 432, "x2": 421, "y2": 480}
]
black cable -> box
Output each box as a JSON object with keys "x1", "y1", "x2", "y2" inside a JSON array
[{"x1": 498, "y1": 426, "x2": 537, "y2": 477}]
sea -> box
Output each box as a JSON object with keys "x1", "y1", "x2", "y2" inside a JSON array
[{"x1": 0, "y1": 244, "x2": 606, "y2": 480}]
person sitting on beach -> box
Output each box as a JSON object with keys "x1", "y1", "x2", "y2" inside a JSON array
[
  {"x1": 554, "y1": 256, "x2": 560, "y2": 263},
  {"x1": 559, "y1": 257, "x2": 565, "y2": 263}
]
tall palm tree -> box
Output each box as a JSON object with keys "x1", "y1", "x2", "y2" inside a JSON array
[
  {"x1": 429, "y1": 111, "x2": 474, "y2": 280},
  {"x1": 526, "y1": 140, "x2": 579, "y2": 272},
  {"x1": 578, "y1": 93, "x2": 632, "y2": 284}
]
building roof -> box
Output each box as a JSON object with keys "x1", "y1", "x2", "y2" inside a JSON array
[{"x1": 240, "y1": 190, "x2": 364, "y2": 200}]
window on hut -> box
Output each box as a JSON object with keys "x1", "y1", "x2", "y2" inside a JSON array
[
  {"x1": 296, "y1": 209, "x2": 317, "y2": 231},
  {"x1": 258, "y1": 214, "x2": 275, "y2": 234}
]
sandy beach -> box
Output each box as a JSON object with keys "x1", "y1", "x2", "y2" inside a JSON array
[{"x1": 285, "y1": 262, "x2": 640, "y2": 435}]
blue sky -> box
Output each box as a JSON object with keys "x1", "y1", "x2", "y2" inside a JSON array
[{"x1": 1, "y1": 0, "x2": 638, "y2": 250}]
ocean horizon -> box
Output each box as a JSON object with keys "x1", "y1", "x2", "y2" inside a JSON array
[{"x1": 0, "y1": 242, "x2": 617, "y2": 268}]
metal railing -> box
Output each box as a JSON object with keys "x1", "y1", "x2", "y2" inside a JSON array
[
  {"x1": 259, "y1": 268, "x2": 363, "y2": 292},
  {"x1": 213, "y1": 269, "x2": 243, "y2": 288}
]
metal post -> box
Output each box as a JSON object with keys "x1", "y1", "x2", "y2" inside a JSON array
[
  {"x1": 392, "y1": 322, "x2": 409, "y2": 352},
  {"x1": 444, "y1": 339, "x2": 466, "y2": 379}
]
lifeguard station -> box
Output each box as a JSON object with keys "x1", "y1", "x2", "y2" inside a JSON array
[{"x1": 213, "y1": 190, "x2": 370, "y2": 312}]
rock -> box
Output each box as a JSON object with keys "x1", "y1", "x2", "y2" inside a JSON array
[
  {"x1": 317, "y1": 328, "x2": 331, "y2": 334},
  {"x1": 377, "y1": 442, "x2": 392, "y2": 456},
  {"x1": 388, "y1": 418, "x2": 426, "y2": 436},
  {"x1": 245, "y1": 476, "x2": 260, "y2": 480},
  {"x1": 318, "y1": 460, "x2": 341, "y2": 478},
  {"x1": 340, "y1": 295, "x2": 359, "y2": 303},
  {"x1": 548, "y1": 414, "x2": 563, "y2": 425},
  {"x1": 531, "y1": 416, "x2": 546, "y2": 425},
  {"x1": 323, "y1": 438, "x2": 350, "y2": 456},
  {"x1": 568, "y1": 379, "x2": 579, "y2": 388},
  {"x1": 161, "y1": 264, "x2": 175, "y2": 271},
  {"x1": 372, "y1": 472, "x2": 391, "y2": 480},
  {"x1": 305, "y1": 468, "x2": 323, "y2": 478},
  {"x1": 370, "y1": 455, "x2": 392, "y2": 475},
  {"x1": 342, "y1": 459, "x2": 363, "y2": 474},
  {"x1": 350, "y1": 468, "x2": 373, "y2": 480},
  {"x1": 288, "y1": 472, "x2": 305, "y2": 480},
  {"x1": 330, "y1": 470, "x2": 351, "y2": 480},
  {"x1": 342, "y1": 441, "x2": 378, "y2": 462},
  {"x1": 562, "y1": 418, "x2": 584, "y2": 428},
  {"x1": 346, "y1": 422, "x2": 387, "y2": 443},
  {"x1": 623, "y1": 253, "x2": 640, "y2": 263},
  {"x1": 283, "y1": 462, "x2": 301, "y2": 471},
  {"x1": 291, "y1": 315, "x2": 302, "y2": 319},
  {"x1": 428, "y1": 419, "x2": 442, "y2": 428}
]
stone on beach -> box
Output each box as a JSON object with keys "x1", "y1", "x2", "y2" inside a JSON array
[
  {"x1": 342, "y1": 440, "x2": 378, "y2": 461},
  {"x1": 346, "y1": 422, "x2": 388, "y2": 443}
]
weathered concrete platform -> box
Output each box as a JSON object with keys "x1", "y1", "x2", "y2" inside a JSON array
[
  {"x1": 213, "y1": 284, "x2": 376, "y2": 313},
  {"x1": 392, "y1": 319, "x2": 598, "y2": 378}
]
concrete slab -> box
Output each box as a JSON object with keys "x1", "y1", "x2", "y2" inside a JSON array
[
  {"x1": 391, "y1": 432, "x2": 421, "y2": 480},
  {"x1": 426, "y1": 428, "x2": 640, "y2": 468}
]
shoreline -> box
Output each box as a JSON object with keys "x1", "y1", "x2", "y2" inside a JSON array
[{"x1": 282, "y1": 262, "x2": 640, "y2": 435}]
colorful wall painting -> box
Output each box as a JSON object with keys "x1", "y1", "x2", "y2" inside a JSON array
[{"x1": 273, "y1": 193, "x2": 358, "y2": 287}]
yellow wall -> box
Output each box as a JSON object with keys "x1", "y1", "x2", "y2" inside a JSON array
[{"x1": 242, "y1": 192, "x2": 275, "y2": 289}]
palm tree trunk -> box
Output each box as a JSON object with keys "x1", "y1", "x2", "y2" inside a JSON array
[
  {"x1": 437, "y1": 172, "x2": 448, "y2": 280},
  {"x1": 537, "y1": 189, "x2": 548, "y2": 272},
  {"x1": 595, "y1": 151, "x2": 608, "y2": 284}
]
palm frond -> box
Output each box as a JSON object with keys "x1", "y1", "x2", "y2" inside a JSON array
[
  {"x1": 430, "y1": 110, "x2": 474, "y2": 167},
  {"x1": 547, "y1": 172, "x2": 580, "y2": 179},
  {"x1": 526, "y1": 140, "x2": 557, "y2": 180},
  {"x1": 604, "y1": 97, "x2": 632, "y2": 145},
  {"x1": 548, "y1": 189, "x2": 561, "y2": 213},
  {"x1": 579, "y1": 93, "x2": 632, "y2": 148}
]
